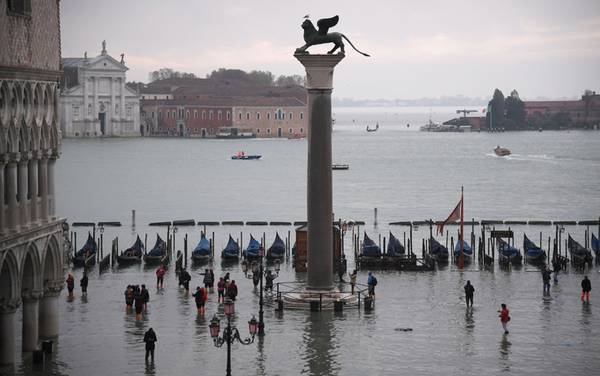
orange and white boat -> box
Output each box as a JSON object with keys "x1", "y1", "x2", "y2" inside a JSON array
[{"x1": 494, "y1": 146, "x2": 511, "y2": 157}]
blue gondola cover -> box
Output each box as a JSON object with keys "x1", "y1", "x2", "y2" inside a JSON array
[
  {"x1": 147, "y1": 234, "x2": 166, "y2": 256},
  {"x1": 387, "y1": 232, "x2": 405, "y2": 256},
  {"x1": 362, "y1": 232, "x2": 382, "y2": 257},
  {"x1": 244, "y1": 235, "x2": 262, "y2": 258},
  {"x1": 193, "y1": 234, "x2": 211, "y2": 256},
  {"x1": 267, "y1": 233, "x2": 285, "y2": 258}
]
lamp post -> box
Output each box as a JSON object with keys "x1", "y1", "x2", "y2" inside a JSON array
[
  {"x1": 209, "y1": 299, "x2": 257, "y2": 376},
  {"x1": 241, "y1": 249, "x2": 280, "y2": 336}
]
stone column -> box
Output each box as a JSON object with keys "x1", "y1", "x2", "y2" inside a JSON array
[
  {"x1": 17, "y1": 156, "x2": 29, "y2": 229},
  {"x1": 38, "y1": 155, "x2": 48, "y2": 222},
  {"x1": 28, "y1": 154, "x2": 39, "y2": 225},
  {"x1": 22, "y1": 292, "x2": 41, "y2": 351},
  {"x1": 6, "y1": 156, "x2": 19, "y2": 232},
  {"x1": 39, "y1": 283, "x2": 62, "y2": 338},
  {"x1": 47, "y1": 155, "x2": 56, "y2": 218},
  {"x1": 295, "y1": 53, "x2": 344, "y2": 291},
  {"x1": 0, "y1": 299, "x2": 20, "y2": 364},
  {"x1": 0, "y1": 161, "x2": 5, "y2": 235}
]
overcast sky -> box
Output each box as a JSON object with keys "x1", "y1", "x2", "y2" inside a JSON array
[{"x1": 60, "y1": 0, "x2": 600, "y2": 100}]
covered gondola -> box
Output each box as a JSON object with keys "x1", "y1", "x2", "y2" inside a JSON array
[
  {"x1": 568, "y1": 235, "x2": 593, "y2": 266},
  {"x1": 429, "y1": 236, "x2": 449, "y2": 262},
  {"x1": 361, "y1": 232, "x2": 382, "y2": 258},
  {"x1": 523, "y1": 234, "x2": 546, "y2": 264},
  {"x1": 453, "y1": 240, "x2": 472, "y2": 264},
  {"x1": 266, "y1": 232, "x2": 285, "y2": 261},
  {"x1": 117, "y1": 236, "x2": 144, "y2": 266},
  {"x1": 144, "y1": 234, "x2": 168, "y2": 265},
  {"x1": 386, "y1": 232, "x2": 405, "y2": 257},
  {"x1": 243, "y1": 235, "x2": 262, "y2": 260},
  {"x1": 498, "y1": 239, "x2": 523, "y2": 265},
  {"x1": 221, "y1": 235, "x2": 240, "y2": 260},
  {"x1": 192, "y1": 233, "x2": 212, "y2": 264},
  {"x1": 592, "y1": 233, "x2": 600, "y2": 262},
  {"x1": 73, "y1": 232, "x2": 97, "y2": 267}
]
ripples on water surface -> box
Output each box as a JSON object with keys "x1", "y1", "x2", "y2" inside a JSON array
[{"x1": 6, "y1": 109, "x2": 600, "y2": 375}]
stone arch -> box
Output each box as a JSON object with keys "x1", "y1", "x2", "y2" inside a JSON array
[
  {"x1": 42, "y1": 235, "x2": 61, "y2": 285},
  {"x1": 33, "y1": 82, "x2": 44, "y2": 126},
  {"x1": 0, "y1": 250, "x2": 20, "y2": 302},
  {"x1": 43, "y1": 84, "x2": 54, "y2": 125},
  {"x1": 21, "y1": 244, "x2": 42, "y2": 295},
  {"x1": 40, "y1": 122, "x2": 49, "y2": 150},
  {"x1": 18, "y1": 125, "x2": 28, "y2": 152},
  {"x1": 22, "y1": 82, "x2": 33, "y2": 126},
  {"x1": 10, "y1": 82, "x2": 22, "y2": 124},
  {"x1": 0, "y1": 81, "x2": 10, "y2": 127},
  {"x1": 7, "y1": 122, "x2": 18, "y2": 153}
]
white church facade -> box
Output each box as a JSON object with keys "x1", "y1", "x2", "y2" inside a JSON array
[{"x1": 59, "y1": 42, "x2": 140, "y2": 137}]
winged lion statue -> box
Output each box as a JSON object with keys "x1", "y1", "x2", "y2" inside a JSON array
[{"x1": 295, "y1": 15, "x2": 370, "y2": 57}]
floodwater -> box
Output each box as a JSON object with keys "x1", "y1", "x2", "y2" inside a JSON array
[{"x1": 4, "y1": 107, "x2": 600, "y2": 375}]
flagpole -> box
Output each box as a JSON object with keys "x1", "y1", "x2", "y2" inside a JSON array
[{"x1": 459, "y1": 186, "x2": 464, "y2": 268}]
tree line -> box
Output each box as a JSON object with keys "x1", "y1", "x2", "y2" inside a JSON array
[
  {"x1": 148, "y1": 67, "x2": 304, "y2": 87},
  {"x1": 486, "y1": 89, "x2": 526, "y2": 130}
]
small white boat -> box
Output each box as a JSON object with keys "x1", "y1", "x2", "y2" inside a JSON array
[{"x1": 494, "y1": 146, "x2": 511, "y2": 156}]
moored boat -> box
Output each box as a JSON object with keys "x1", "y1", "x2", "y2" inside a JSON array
[
  {"x1": 568, "y1": 235, "x2": 593, "y2": 266},
  {"x1": 429, "y1": 237, "x2": 449, "y2": 262},
  {"x1": 523, "y1": 234, "x2": 546, "y2": 264},
  {"x1": 498, "y1": 239, "x2": 523, "y2": 265},
  {"x1": 592, "y1": 233, "x2": 600, "y2": 263},
  {"x1": 386, "y1": 232, "x2": 405, "y2": 257},
  {"x1": 221, "y1": 235, "x2": 240, "y2": 261},
  {"x1": 453, "y1": 240, "x2": 472, "y2": 264},
  {"x1": 243, "y1": 235, "x2": 262, "y2": 260},
  {"x1": 494, "y1": 146, "x2": 511, "y2": 156},
  {"x1": 73, "y1": 232, "x2": 97, "y2": 267},
  {"x1": 192, "y1": 233, "x2": 212, "y2": 264},
  {"x1": 231, "y1": 151, "x2": 261, "y2": 160},
  {"x1": 266, "y1": 232, "x2": 285, "y2": 261},
  {"x1": 144, "y1": 234, "x2": 168, "y2": 265},
  {"x1": 361, "y1": 232, "x2": 382, "y2": 258},
  {"x1": 116, "y1": 236, "x2": 144, "y2": 266}
]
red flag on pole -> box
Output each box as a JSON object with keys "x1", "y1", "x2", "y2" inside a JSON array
[{"x1": 437, "y1": 198, "x2": 462, "y2": 236}]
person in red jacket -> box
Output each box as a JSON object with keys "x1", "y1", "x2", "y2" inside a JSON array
[
  {"x1": 192, "y1": 286, "x2": 208, "y2": 315},
  {"x1": 156, "y1": 265, "x2": 166, "y2": 289},
  {"x1": 498, "y1": 303, "x2": 510, "y2": 334}
]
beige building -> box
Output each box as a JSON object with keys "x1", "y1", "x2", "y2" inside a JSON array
[{"x1": 232, "y1": 98, "x2": 307, "y2": 138}]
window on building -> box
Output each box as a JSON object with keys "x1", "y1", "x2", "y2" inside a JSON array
[
  {"x1": 73, "y1": 106, "x2": 80, "y2": 118},
  {"x1": 246, "y1": 112, "x2": 250, "y2": 120},
  {"x1": 158, "y1": 111, "x2": 162, "y2": 119},
  {"x1": 300, "y1": 128, "x2": 304, "y2": 133},
  {"x1": 172, "y1": 110, "x2": 176, "y2": 118},
  {"x1": 154, "y1": 96, "x2": 157, "y2": 100},
  {"x1": 257, "y1": 112, "x2": 261, "y2": 120},
  {"x1": 239, "y1": 112, "x2": 242, "y2": 120},
  {"x1": 257, "y1": 129, "x2": 260, "y2": 133},
  {"x1": 300, "y1": 112, "x2": 304, "y2": 120},
  {"x1": 218, "y1": 111, "x2": 222, "y2": 120},
  {"x1": 186, "y1": 110, "x2": 190, "y2": 119},
  {"x1": 226, "y1": 111, "x2": 231, "y2": 120},
  {"x1": 202, "y1": 111, "x2": 206, "y2": 120},
  {"x1": 167, "y1": 111, "x2": 170, "y2": 119},
  {"x1": 267, "y1": 128, "x2": 271, "y2": 134},
  {"x1": 277, "y1": 109, "x2": 283, "y2": 120},
  {"x1": 267, "y1": 112, "x2": 271, "y2": 120},
  {"x1": 142, "y1": 96, "x2": 145, "y2": 100},
  {"x1": 194, "y1": 110, "x2": 198, "y2": 118},
  {"x1": 115, "y1": 103, "x2": 119, "y2": 114},
  {"x1": 126, "y1": 106, "x2": 132, "y2": 118},
  {"x1": 289, "y1": 128, "x2": 293, "y2": 133},
  {"x1": 209, "y1": 111, "x2": 214, "y2": 120},
  {"x1": 289, "y1": 112, "x2": 293, "y2": 120},
  {"x1": 152, "y1": 111, "x2": 155, "y2": 119},
  {"x1": 88, "y1": 104, "x2": 92, "y2": 115}
]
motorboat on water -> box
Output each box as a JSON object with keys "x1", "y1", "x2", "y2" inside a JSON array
[
  {"x1": 231, "y1": 151, "x2": 261, "y2": 160},
  {"x1": 494, "y1": 146, "x2": 511, "y2": 156},
  {"x1": 366, "y1": 123, "x2": 379, "y2": 132}
]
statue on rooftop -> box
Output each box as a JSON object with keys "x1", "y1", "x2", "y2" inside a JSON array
[
  {"x1": 295, "y1": 15, "x2": 370, "y2": 57},
  {"x1": 101, "y1": 40, "x2": 107, "y2": 55}
]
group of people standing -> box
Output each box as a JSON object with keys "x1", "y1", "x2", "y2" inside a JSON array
[
  {"x1": 65, "y1": 271, "x2": 88, "y2": 299},
  {"x1": 124, "y1": 284, "x2": 150, "y2": 320}
]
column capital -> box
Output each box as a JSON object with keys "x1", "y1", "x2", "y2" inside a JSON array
[
  {"x1": 0, "y1": 297, "x2": 21, "y2": 313},
  {"x1": 31, "y1": 150, "x2": 43, "y2": 160},
  {"x1": 18, "y1": 152, "x2": 31, "y2": 163},
  {"x1": 8, "y1": 152, "x2": 20, "y2": 164},
  {"x1": 294, "y1": 53, "x2": 345, "y2": 90},
  {"x1": 43, "y1": 283, "x2": 63, "y2": 297},
  {"x1": 22, "y1": 290, "x2": 44, "y2": 303}
]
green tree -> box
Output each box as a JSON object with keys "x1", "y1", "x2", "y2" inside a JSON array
[
  {"x1": 275, "y1": 74, "x2": 304, "y2": 86},
  {"x1": 504, "y1": 89, "x2": 525, "y2": 130},
  {"x1": 148, "y1": 68, "x2": 197, "y2": 82},
  {"x1": 485, "y1": 88, "x2": 505, "y2": 130}
]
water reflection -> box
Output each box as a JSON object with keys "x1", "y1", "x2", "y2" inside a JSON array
[
  {"x1": 302, "y1": 312, "x2": 340, "y2": 376},
  {"x1": 498, "y1": 333, "x2": 512, "y2": 372}
]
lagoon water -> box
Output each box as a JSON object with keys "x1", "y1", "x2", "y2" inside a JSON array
[{"x1": 6, "y1": 107, "x2": 600, "y2": 375}]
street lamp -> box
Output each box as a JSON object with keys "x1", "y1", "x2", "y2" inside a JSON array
[
  {"x1": 209, "y1": 299, "x2": 257, "y2": 376},
  {"x1": 241, "y1": 249, "x2": 280, "y2": 336}
]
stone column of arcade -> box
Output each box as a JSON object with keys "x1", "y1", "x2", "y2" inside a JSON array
[
  {"x1": 0, "y1": 299, "x2": 20, "y2": 364},
  {"x1": 6, "y1": 155, "x2": 19, "y2": 232},
  {"x1": 294, "y1": 53, "x2": 344, "y2": 291},
  {"x1": 28, "y1": 153, "x2": 39, "y2": 225},
  {"x1": 38, "y1": 154, "x2": 48, "y2": 222},
  {"x1": 39, "y1": 283, "x2": 62, "y2": 338},
  {"x1": 17, "y1": 154, "x2": 29, "y2": 229},
  {"x1": 22, "y1": 291, "x2": 42, "y2": 351}
]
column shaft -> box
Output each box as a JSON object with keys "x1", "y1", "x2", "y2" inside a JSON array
[
  {"x1": 18, "y1": 160, "x2": 29, "y2": 228},
  {"x1": 39, "y1": 157, "x2": 48, "y2": 222},
  {"x1": 47, "y1": 158, "x2": 56, "y2": 218},
  {"x1": 28, "y1": 158, "x2": 38, "y2": 224},
  {"x1": 0, "y1": 163, "x2": 5, "y2": 235},
  {"x1": 306, "y1": 89, "x2": 333, "y2": 290},
  {"x1": 6, "y1": 162, "x2": 19, "y2": 231},
  {"x1": 0, "y1": 311, "x2": 16, "y2": 364},
  {"x1": 22, "y1": 298, "x2": 39, "y2": 351},
  {"x1": 39, "y1": 294, "x2": 59, "y2": 338}
]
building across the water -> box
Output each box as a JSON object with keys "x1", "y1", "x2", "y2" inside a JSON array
[
  {"x1": 1, "y1": 0, "x2": 67, "y2": 364},
  {"x1": 524, "y1": 92, "x2": 600, "y2": 129},
  {"x1": 139, "y1": 78, "x2": 308, "y2": 138},
  {"x1": 59, "y1": 42, "x2": 140, "y2": 137}
]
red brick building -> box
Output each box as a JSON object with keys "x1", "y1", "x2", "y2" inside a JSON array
[{"x1": 524, "y1": 92, "x2": 600, "y2": 129}]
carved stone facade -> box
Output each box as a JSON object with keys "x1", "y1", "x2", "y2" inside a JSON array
[
  {"x1": 0, "y1": 0, "x2": 66, "y2": 364},
  {"x1": 60, "y1": 42, "x2": 140, "y2": 137}
]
